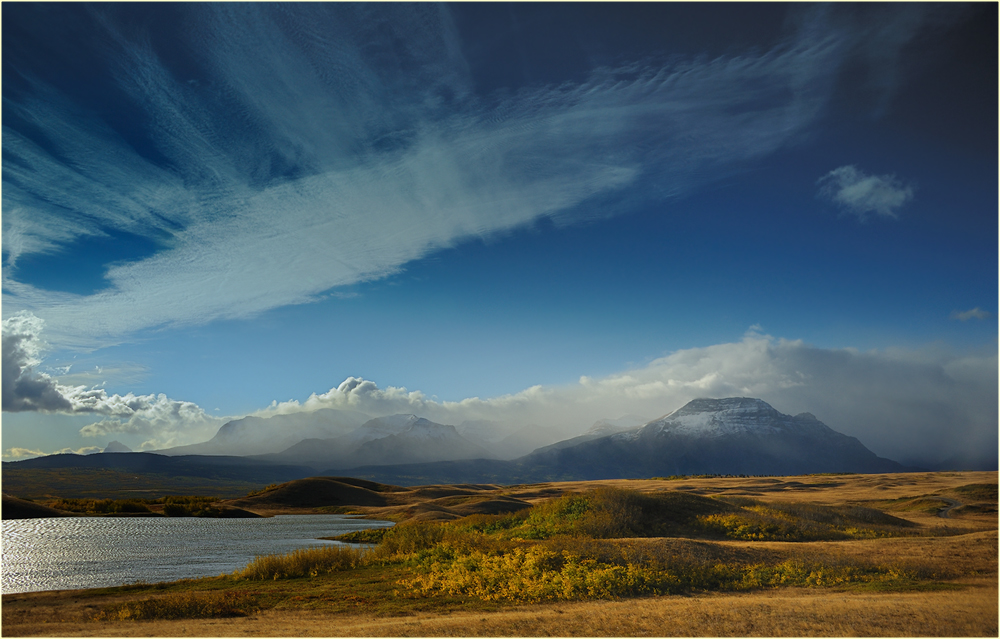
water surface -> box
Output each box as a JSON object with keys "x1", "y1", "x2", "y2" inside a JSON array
[{"x1": 2, "y1": 514, "x2": 392, "y2": 594}]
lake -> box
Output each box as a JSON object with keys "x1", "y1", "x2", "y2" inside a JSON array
[{"x1": 1, "y1": 514, "x2": 393, "y2": 594}]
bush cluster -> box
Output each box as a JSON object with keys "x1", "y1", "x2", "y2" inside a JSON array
[
  {"x1": 398, "y1": 542, "x2": 918, "y2": 602},
  {"x1": 230, "y1": 487, "x2": 926, "y2": 603},
  {"x1": 233, "y1": 545, "x2": 363, "y2": 580},
  {"x1": 700, "y1": 499, "x2": 918, "y2": 541},
  {"x1": 48, "y1": 495, "x2": 227, "y2": 516},
  {"x1": 159, "y1": 495, "x2": 224, "y2": 517},
  {"x1": 92, "y1": 591, "x2": 259, "y2": 621},
  {"x1": 49, "y1": 498, "x2": 152, "y2": 515}
]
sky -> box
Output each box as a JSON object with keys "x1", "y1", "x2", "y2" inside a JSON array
[{"x1": 2, "y1": 3, "x2": 996, "y2": 468}]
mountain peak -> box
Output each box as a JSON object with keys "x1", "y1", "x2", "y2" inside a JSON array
[
  {"x1": 523, "y1": 396, "x2": 905, "y2": 476},
  {"x1": 674, "y1": 397, "x2": 775, "y2": 414},
  {"x1": 647, "y1": 397, "x2": 789, "y2": 438},
  {"x1": 103, "y1": 440, "x2": 133, "y2": 453}
]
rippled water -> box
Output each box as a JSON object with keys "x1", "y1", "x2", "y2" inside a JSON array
[{"x1": 2, "y1": 514, "x2": 392, "y2": 594}]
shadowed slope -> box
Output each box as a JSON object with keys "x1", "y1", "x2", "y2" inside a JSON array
[
  {"x1": 227, "y1": 477, "x2": 406, "y2": 511},
  {"x1": 1, "y1": 493, "x2": 79, "y2": 519}
]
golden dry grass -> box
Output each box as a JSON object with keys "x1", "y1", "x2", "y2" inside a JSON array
[
  {"x1": 215, "y1": 471, "x2": 998, "y2": 526},
  {"x1": 6, "y1": 579, "x2": 995, "y2": 636}
]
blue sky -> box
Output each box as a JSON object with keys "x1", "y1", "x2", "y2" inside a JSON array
[{"x1": 2, "y1": 3, "x2": 996, "y2": 467}]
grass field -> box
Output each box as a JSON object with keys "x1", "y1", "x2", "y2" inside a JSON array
[{"x1": 2, "y1": 471, "x2": 995, "y2": 637}]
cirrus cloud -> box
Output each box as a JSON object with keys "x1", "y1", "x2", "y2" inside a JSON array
[{"x1": 1, "y1": 4, "x2": 878, "y2": 351}]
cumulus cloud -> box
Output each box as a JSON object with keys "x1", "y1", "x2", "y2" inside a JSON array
[
  {"x1": 3, "y1": 447, "x2": 47, "y2": 460},
  {"x1": 951, "y1": 307, "x2": 991, "y2": 321},
  {"x1": 1, "y1": 4, "x2": 890, "y2": 350},
  {"x1": 1, "y1": 313, "x2": 225, "y2": 448},
  {"x1": 817, "y1": 165, "x2": 914, "y2": 220},
  {"x1": 75, "y1": 394, "x2": 223, "y2": 450},
  {"x1": 2, "y1": 312, "x2": 74, "y2": 412}
]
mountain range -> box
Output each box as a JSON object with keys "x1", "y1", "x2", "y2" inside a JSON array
[
  {"x1": 516, "y1": 398, "x2": 908, "y2": 480},
  {"x1": 6, "y1": 397, "x2": 949, "y2": 486}
]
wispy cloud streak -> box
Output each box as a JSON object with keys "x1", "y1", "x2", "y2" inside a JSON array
[
  {"x1": 3, "y1": 5, "x2": 866, "y2": 349},
  {"x1": 951, "y1": 307, "x2": 991, "y2": 321}
]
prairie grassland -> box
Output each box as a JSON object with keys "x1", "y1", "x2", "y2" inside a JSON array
[
  {"x1": 4, "y1": 578, "x2": 995, "y2": 637},
  {"x1": 2, "y1": 471, "x2": 995, "y2": 637}
]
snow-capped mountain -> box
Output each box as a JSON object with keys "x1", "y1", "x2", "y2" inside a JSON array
[
  {"x1": 522, "y1": 397, "x2": 908, "y2": 478},
  {"x1": 641, "y1": 398, "x2": 818, "y2": 438}
]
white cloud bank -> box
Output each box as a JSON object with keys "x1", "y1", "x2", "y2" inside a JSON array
[
  {"x1": 252, "y1": 331, "x2": 996, "y2": 466},
  {"x1": 817, "y1": 165, "x2": 914, "y2": 220},
  {"x1": 3, "y1": 314, "x2": 994, "y2": 465}
]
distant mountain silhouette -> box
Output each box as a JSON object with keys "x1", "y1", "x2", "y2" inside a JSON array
[
  {"x1": 9, "y1": 399, "x2": 914, "y2": 489},
  {"x1": 102, "y1": 440, "x2": 132, "y2": 453},
  {"x1": 5, "y1": 452, "x2": 315, "y2": 484},
  {"x1": 330, "y1": 398, "x2": 910, "y2": 484},
  {"x1": 263, "y1": 415, "x2": 492, "y2": 468},
  {"x1": 157, "y1": 408, "x2": 371, "y2": 456}
]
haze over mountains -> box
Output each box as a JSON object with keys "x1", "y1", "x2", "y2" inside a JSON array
[
  {"x1": 160, "y1": 409, "x2": 371, "y2": 457},
  {"x1": 10, "y1": 397, "x2": 987, "y2": 488},
  {"x1": 108, "y1": 398, "x2": 914, "y2": 482},
  {"x1": 155, "y1": 410, "x2": 569, "y2": 466}
]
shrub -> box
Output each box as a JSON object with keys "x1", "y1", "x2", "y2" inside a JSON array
[
  {"x1": 370, "y1": 522, "x2": 446, "y2": 560},
  {"x1": 92, "y1": 591, "x2": 260, "y2": 620},
  {"x1": 163, "y1": 503, "x2": 192, "y2": 517},
  {"x1": 332, "y1": 528, "x2": 391, "y2": 544},
  {"x1": 400, "y1": 545, "x2": 668, "y2": 602},
  {"x1": 234, "y1": 545, "x2": 362, "y2": 580},
  {"x1": 399, "y1": 543, "x2": 919, "y2": 603}
]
